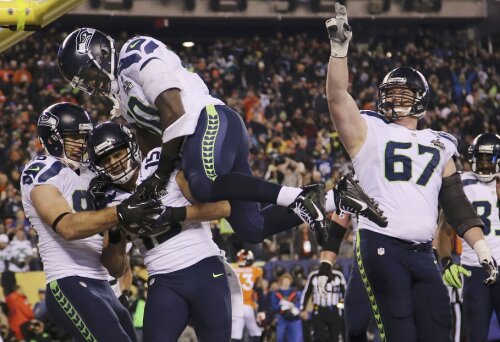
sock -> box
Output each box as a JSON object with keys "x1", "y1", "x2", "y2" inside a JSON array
[
  {"x1": 325, "y1": 189, "x2": 336, "y2": 212},
  {"x1": 276, "y1": 186, "x2": 303, "y2": 207}
]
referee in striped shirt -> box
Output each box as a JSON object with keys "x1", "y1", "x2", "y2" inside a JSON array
[{"x1": 300, "y1": 267, "x2": 346, "y2": 342}]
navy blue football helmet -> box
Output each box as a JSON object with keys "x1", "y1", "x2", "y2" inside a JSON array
[
  {"x1": 377, "y1": 66, "x2": 430, "y2": 121},
  {"x1": 87, "y1": 122, "x2": 142, "y2": 185},
  {"x1": 468, "y1": 133, "x2": 500, "y2": 183},
  {"x1": 58, "y1": 28, "x2": 118, "y2": 98},
  {"x1": 37, "y1": 103, "x2": 93, "y2": 169}
]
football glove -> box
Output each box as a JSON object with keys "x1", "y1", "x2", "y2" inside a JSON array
[
  {"x1": 441, "y1": 256, "x2": 470, "y2": 288},
  {"x1": 317, "y1": 261, "x2": 335, "y2": 298},
  {"x1": 325, "y1": 3, "x2": 353, "y2": 58},
  {"x1": 116, "y1": 194, "x2": 164, "y2": 235},
  {"x1": 88, "y1": 174, "x2": 115, "y2": 210},
  {"x1": 135, "y1": 153, "x2": 179, "y2": 200},
  {"x1": 481, "y1": 256, "x2": 499, "y2": 286}
]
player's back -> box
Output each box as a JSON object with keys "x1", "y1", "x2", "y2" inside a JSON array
[
  {"x1": 20, "y1": 155, "x2": 108, "y2": 283},
  {"x1": 352, "y1": 111, "x2": 457, "y2": 243},
  {"x1": 234, "y1": 266, "x2": 262, "y2": 308},
  {"x1": 460, "y1": 172, "x2": 500, "y2": 266},
  {"x1": 113, "y1": 148, "x2": 220, "y2": 275},
  {"x1": 117, "y1": 36, "x2": 223, "y2": 136}
]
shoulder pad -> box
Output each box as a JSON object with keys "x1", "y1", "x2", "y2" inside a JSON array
[
  {"x1": 118, "y1": 36, "x2": 161, "y2": 74},
  {"x1": 21, "y1": 156, "x2": 66, "y2": 186}
]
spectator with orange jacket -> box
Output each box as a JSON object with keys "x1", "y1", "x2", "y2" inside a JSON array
[{"x1": 6, "y1": 285, "x2": 34, "y2": 340}]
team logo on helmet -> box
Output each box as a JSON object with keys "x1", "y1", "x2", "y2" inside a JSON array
[
  {"x1": 76, "y1": 28, "x2": 95, "y2": 55},
  {"x1": 38, "y1": 112, "x2": 58, "y2": 128}
]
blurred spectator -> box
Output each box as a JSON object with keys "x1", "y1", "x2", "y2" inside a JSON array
[
  {"x1": 6, "y1": 285, "x2": 34, "y2": 340},
  {"x1": 8, "y1": 229, "x2": 34, "y2": 273},
  {"x1": 271, "y1": 273, "x2": 303, "y2": 342}
]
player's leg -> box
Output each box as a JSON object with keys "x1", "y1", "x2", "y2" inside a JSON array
[
  {"x1": 491, "y1": 277, "x2": 500, "y2": 334},
  {"x1": 463, "y1": 265, "x2": 493, "y2": 342},
  {"x1": 231, "y1": 315, "x2": 244, "y2": 341},
  {"x1": 326, "y1": 308, "x2": 342, "y2": 342},
  {"x1": 356, "y1": 230, "x2": 416, "y2": 342},
  {"x1": 143, "y1": 273, "x2": 190, "y2": 342},
  {"x1": 189, "y1": 256, "x2": 232, "y2": 342},
  {"x1": 182, "y1": 105, "x2": 297, "y2": 205},
  {"x1": 410, "y1": 248, "x2": 452, "y2": 342},
  {"x1": 311, "y1": 309, "x2": 329, "y2": 342},
  {"x1": 344, "y1": 264, "x2": 373, "y2": 342},
  {"x1": 243, "y1": 304, "x2": 263, "y2": 338},
  {"x1": 45, "y1": 277, "x2": 134, "y2": 342}
]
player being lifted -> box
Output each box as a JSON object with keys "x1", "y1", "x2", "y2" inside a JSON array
[
  {"x1": 57, "y1": 28, "x2": 386, "y2": 246},
  {"x1": 325, "y1": 3, "x2": 497, "y2": 341}
]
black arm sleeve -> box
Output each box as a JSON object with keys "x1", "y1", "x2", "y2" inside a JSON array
[
  {"x1": 439, "y1": 172, "x2": 484, "y2": 237},
  {"x1": 323, "y1": 221, "x2": 348, "y2": 253}
]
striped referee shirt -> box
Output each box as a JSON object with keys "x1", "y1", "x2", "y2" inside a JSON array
[{"x1": 300, "y1": 269, "x2": 346, "y2": 309}]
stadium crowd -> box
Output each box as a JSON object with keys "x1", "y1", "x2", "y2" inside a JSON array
[{"x1": 0, "y1": 22, "x2": 498, "y2": 341}]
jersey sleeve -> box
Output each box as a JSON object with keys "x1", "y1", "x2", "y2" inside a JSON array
[
  {"x1": 118, "y1": 36, "x2": 182, "y2": 104},
  {"x1": 138, "y1": 147, "x2": 162, "y2": 184},
  {"x1": 21, "y1": 156, "x2": 68, "y2": 193}
]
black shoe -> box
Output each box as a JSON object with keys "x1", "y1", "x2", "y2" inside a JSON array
[
  {"x1": 288, "y1": 184, "x2": 328, "y2": 245},
  {"x1": 334, "y1": 173, "x2": 388, "y2": 227}
]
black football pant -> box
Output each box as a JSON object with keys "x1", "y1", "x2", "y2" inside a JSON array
[{"x1": 355, "y1": 229, "x2": 452, "y2": 342}]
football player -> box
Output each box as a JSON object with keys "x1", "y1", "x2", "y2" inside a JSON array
[
  {"x1": 87, "y1": 121, "x2": 236, "y2": 341},
  {"x1": 438, "y1": 133, "x2": 500, "y2": 342},
  {"x1": 232, "y1": 249, "x2": 264, "y2": 342},
  {"x1": 20, "y1": 103, "x2": 161, "y2": 342},
  {"x1": 57, "y1": 28, "x2": 386, "y2": 246},
  {"x1": 325, "y1": 4, "x2": 497, "y2": 340}
]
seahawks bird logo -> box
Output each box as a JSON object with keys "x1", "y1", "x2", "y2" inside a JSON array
[{"x1": 76, "y1": 28, "x2": 95, "y2": 55}]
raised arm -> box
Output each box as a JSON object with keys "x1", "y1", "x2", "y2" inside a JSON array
[{"x1": 325, "y1": 3, "x2": 367, "y2": 157}]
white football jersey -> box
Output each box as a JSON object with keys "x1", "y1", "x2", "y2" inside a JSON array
[
  {"x1": 20, "y1": 156, "x2": 108, "y2": 283},
  {"x1": 117, "y1": 36, "x2": 223, "y2": 140},
  {"x1": 109, "y1": 148, "x2": 220, "y2": 275},
  {"x1": 352, "y1": 111, "x2": 458, "y2": 243},
  {"x1": 460, "y1": 172, "x2": 500, "y2": 267}
]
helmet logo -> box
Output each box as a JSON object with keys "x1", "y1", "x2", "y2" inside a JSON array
[
  {"x1": 76, "y1": 28, "x2": 95, "y2": 55},
  {"x1": 94, "y1": 138, "x2": 116, "y2": 155},
  {"x1": 38, "y1": 112, "x2": 58, "y2": 128},
  {"x1": 478, "y1": 145, "x2": 495, "y2": 154},
  {"x1": 388, "y1": 76, "x2": 407, "y2": 84}
]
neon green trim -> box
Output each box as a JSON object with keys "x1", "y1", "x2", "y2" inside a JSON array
[
  {"x1": 356, "y1": 231, "x2": 387, "y2": 341},
  {"x1": 16, "y1": 0, "x2": 26, "y2": 31},
  {"x1": 133, "y1": 299, "x2": 145, "y2": 328},
  {"x1": 201, "y1": 104, "x2": 220, "y2": 181},
  {"x1": 49, "y1": 281, "x2": 97, "y2": 342}
]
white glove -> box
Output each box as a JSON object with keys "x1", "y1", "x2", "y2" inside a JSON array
[
  {"x1": 325, "y1": 3, "x2": 353, "y2": 58},
  {"x1": 108, "y1": 93, "x2": 123, "y2": 119},
  {"x1": 290, "y1": 307, "x2": 300, "y2": 316},
  {"x1": 481, "y1": 256, "x2": 499, "y2": 286}
]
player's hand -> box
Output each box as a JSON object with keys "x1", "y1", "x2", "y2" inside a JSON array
[
  {"x1": 317, "y1": 261, "x2": 334, "y2": 298},
  {"x1": 256, "y1": 312, "x2": 266, "y2": 326},
  {"x1": 481, "y1": 256, "x2": 499, "y2": 286},
  {"x1": 88, "y1": 174, "x2": 114, "y2": 210},
  {"x1": 325, "y1": 2, "x2": 352, "y2": 58},
  {"x1": 116, "y1": 194, "x2": 164, "y2": 234},
  {"x1": 441, "y1": 256, "x2": 470, "y2": 288},
  {"x1": 135, "y1": 169, "x2": 170, "y2": 200}
]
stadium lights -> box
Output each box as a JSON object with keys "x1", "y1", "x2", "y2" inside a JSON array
[
  {"x1": 209, "y1": 0, "x2": 247, "y2": 11},
  {"x1": 182, "y1": 41, "x2": 195, "y2": 48}
]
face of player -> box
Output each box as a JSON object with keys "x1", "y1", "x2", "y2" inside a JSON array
[
  {"x1": 63, "y1": 134, "x2": 87, "y2": 165},
  {"x1": 81, "y1": 67, "x2": 112, "y2": 97},
  {"x1": 384, "y1": 86, "x2": 416, "y2": 113},
  {"x1": 476, "y1": 154, "x2": 497, "y2": 175},
  {"x1": 100, "y1": 148, "x2": 129, "y2": 178}
]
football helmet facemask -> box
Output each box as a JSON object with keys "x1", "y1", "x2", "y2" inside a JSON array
[
  {"x1": 87, "y1": 122, "x2": 142, "y2": 185},
  {"x1": 377, "y1": 66, "x2": 430, "y2": 121},
  {"x1": 468, "y1": 133, "x2": 500, "y2": 183},
  {"x1": 58, "y1": 27, "x2": 118, "y2": 98},
  {"x1": 37, "y1": 103, "x2": 93, "y2": 170}
]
